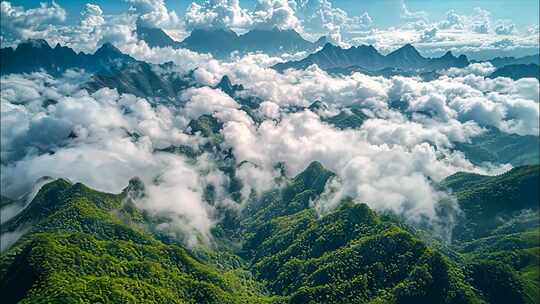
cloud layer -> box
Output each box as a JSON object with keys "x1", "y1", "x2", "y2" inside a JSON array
[{"x1": 1, "y1": 0, "x2": 538, "y2": 247}]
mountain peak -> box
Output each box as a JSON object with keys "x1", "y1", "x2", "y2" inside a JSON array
[
  {"x1": 17, "y1": 39, "x2": 51, "y2": 50},
  {"x1": 441, "y1": 50, "x2": 456, "y2": 59},
  {"x1": 216, "y1": 75, "x2": 243, "y2": 96},
  {"x1": 136, "y1": 25, "x2": 178, "y2": 48},
  {"x1": 218, "y1": 75, "x2": 232, "y2": 87},
  {"x1": 391, "y1": 43, "x2": 421, "y2": 56},
  {"x1": 191, "y1": 27, "x2": 238, "y2": 37},
  {"x1": 94, "y1": 42, "x2": 122, "y2": 57},
  {"x1": 355, "y1": 44, "x2": 381, "y2": 55},
  {"x1": 315, "y1": 35, "x2": 328, "y2": 45},
  {"x1": 321, "y1": 42, "x2": 339, "y2": 51}
]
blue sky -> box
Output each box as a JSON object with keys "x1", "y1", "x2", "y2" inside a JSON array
[{"x1": 9, "y1": 0, "x2": 540, "y2": 30}]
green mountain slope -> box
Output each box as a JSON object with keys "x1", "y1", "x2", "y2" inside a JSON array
[
  {"x1": 442, "y1": 165, "x2": 540, "y2": 304},
  {"x1": 0, "y1": 180, "x2": 274, "y2": 304},
  {"x1": 453, "y1": 128, "x2": 539, "y2": 166},
  {"x1": 237, "y1": 162, "x2": 485, "y2": 304},
  {"x1": 1, "y1": 162, "x2": 538, "y2": 303},
  {"x1": 442, "y1": 165, "x2": 539, "y2": 241}
]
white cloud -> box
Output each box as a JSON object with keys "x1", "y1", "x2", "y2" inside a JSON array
[
  {"x1": 184, "y1": 0, "x2": 253, "y2": 31},
  {"x1": 1, "y1": 72, "x2": 218, "y2": 244},
  {"x1": 127, "y1": 0, "x2": 183, "y2": 30},
  {"x1": 444, "y1": 62, "x2": 497, "y2": 77},
  {"x1": 419, "y1": 27, "x2": 438, "y2": 42},
  {"x1": 494, "y1": 20, "x2": 516, "y2": 35},
  {"x1": 252, "y1": 0, "x2": 301, "y2": 31},
  {"x1": 0, "y1": 1, "x2": 66, "y2": 43},
  {"x1": 400, "y1": 1, "x2": 428, "y2": 22},
  {"x1": 293, "y1": 0, "x2": 372, "y2": 43}
]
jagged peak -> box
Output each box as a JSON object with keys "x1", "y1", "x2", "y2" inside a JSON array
[
  {"x1": 94, "y1": 42, "x2": 125, "y2": 58},
  {"x1": 441, "y1": 50, "x2": 455, "y2": 58},
  {"x1": 17, "y1": 39, "x2": 51, "y2": 50},
  {"x1": 296, "y1": 161, "x2": 332, "y2": 180},
  {"x1": 218, "y1": 75, "x2": 232, "y2": 87},
  {"x1": 354, "y1": 44, "x2": 381, "y2": 54},
  {"x1": 389, "y1": 43, "x2": 421, "y2": 56},
  {"x1": 315, "y1": 35, "x2": 328, "y2": 44},
  {"x1": 308, "y1": 100, "x2": 329, "y2": 111},
  {"x1": 216, "y1": 75, "x2": 243, "y2": 95},
  {"x1": 321, "y1": 42, "x2": 339, "y2": 51},
  {"x1": 123, "y1": 177, "x2": 146, "y2": 199},
  {"x1": 190, "y1": 27, "x2": 238, "y2": 37},
  {"x1": 96, "y1": 42, "x2": 120, "y2": 52}
]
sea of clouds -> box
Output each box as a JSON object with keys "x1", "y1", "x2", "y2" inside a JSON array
[
  {"x1": 1, "y1": 0, "x2": 539, "y2": 248},
  {"x1": 2, "y1": 40, "x2": 538, "y2": 246}
]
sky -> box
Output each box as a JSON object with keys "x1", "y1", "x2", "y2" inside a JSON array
[
  {"x1": 7, "y1": 0, "x2": 540, "y2": 29},
  {"x1": 1, "y1": 0, "x2": 539, "y2": 58}
]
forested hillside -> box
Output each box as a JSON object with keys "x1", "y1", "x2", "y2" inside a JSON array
[{"x1": 2, "y1": 163, "x2": 538, "y2": 303}]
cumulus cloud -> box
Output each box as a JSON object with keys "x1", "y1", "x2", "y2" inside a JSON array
[
  {"x1": 293, "y1": 0, "x2": 372, "y2": 43},
  {"x1": 127, "y1": 0, "x2": 183, "y2": 30},
  {"x1": 353, "y1": 5, "x2": 538, "y2": 58},
  {"x1": 185, "y1": 0, "x2": 254, "y2": 31},
  {"x1": 494, "y1": 20, "x2": 516, "y2": 35},
  {"x1": 183, "y1": 0, "x2": 372, "y2": 46},
  {"x1": 2, "y1": 56, "x2": 534, "y2": 246},
  {"x1": 0, "y1": 72, "x2": 223, "y2": 244},
  {"x1": 470, "y1": 7, "x2": 490, "y2": 34},
  {"x1": 0, "y1": 1, "x2": 66, "y2": 43},
  {"x1": 419, "y1": 27, "x2": 438, "y2": 42},
  {"x1": 444, "y1": 62, "x2": 497, "y2": 77},
  {"x1": 221, "y1": 109, "x2": 495, "y2": 227},
  {"x1": 252, "y1": 0, "x2": 301, "y2": 31},
  {"x1": 400, "y1": 1, "x2": 428, "y2": 22}
]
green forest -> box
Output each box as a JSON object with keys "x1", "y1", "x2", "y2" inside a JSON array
[{"x1": 1, "y1": 162, "x2": 538, "y2": 303}]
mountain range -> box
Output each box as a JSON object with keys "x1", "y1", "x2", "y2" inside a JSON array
[
  {"x1": 3, "y1": 37, "x2": 538, "y2": 83},
  {"x1": 136, "y1": 26, "x2": 328, "y2": 59},
  {"x1": 474, "y1": 54, "x2": 540, "y2": 67},
  {"x1": 489, "y1": 64, "x2": 540, "y2": 80},
  {"x1": 1, "y1": 157, "x2": 538, "y2": 303},
  {"x1": 273, "y1": 42, "x2": 470, "y2": 73},
  {"x1": 0, "y1": 40, "x2": 136, "y2": 76}
]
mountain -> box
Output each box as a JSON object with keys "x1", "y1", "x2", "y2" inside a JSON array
[
  {"x1": 0, "y1": 179, "x2": 274, "y2": 303},
  {"x1": 135, "y1": 26, "x2": 179, "y2": 48},
  {"x1": 0, "y1": 40, "x2": 136, "y2": 76},
  {"x1": 136, "y1": 25, "x2": 327, "y2": 58},
  {"x1": 442, "y1": 165, "x2": 539, "y2": 242},
  {"x1": 2, "y1": 161, "x2": 538, "y2": 303},
  {"x1": 179, "y1": 28, "x2": 240, "y2": 58},
  {"x1": 84, "y1": 61, "x2": 193, "y2": 104},
  {"x1": 273, "y1": 43, "x2": 469, "y2": 74},
  {"x1": 215, "y1": 75, "x2": 244, "y2": 97},
  {"x1": 442, "y1": 165, "x2": 540, "y2": 304},
  {"x1": 453, "y1": 127, "x2": 540, "y2": 166},
  {"x1": 489, "y1": 63, "x2": 540, "y2": 80},
  {"x1": 476, "y1": 54, "x2": 540, "y2": 68},
  {"x1": 384, "y1": 43, "x2": 427, "y2": 69}
]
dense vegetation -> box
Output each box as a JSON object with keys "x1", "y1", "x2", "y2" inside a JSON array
[
  {"x1": 442, "y1": 165, "x2": 540, "y2": 304},
  {"x1": 0, "y1": 180, "x2": 274, "y2": 304},
  {"x1": 1, "y1": 162, "x2": 538, "y2": 303},
  {"x1": 453, "y1": 128, "x2": 540, "y2": 166}
]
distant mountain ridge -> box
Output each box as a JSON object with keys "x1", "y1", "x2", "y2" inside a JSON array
[
  {"x1": 0, "y1": 39, "x2": 137, "y2": 76},
  {"x1": 489, "y1": 63, "x2": 539, "y2": 80},
  {"x1": 136, "y1": 25, "x2": 327, "y2": 58},
  {"x1": 475, "y1": 53, "x2": 540, "y2": 67},
  {"x1": 273, "y1": 42, "x2": 469, "y2": 73}
]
